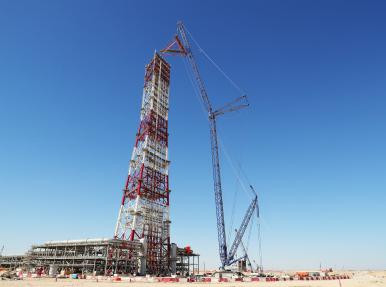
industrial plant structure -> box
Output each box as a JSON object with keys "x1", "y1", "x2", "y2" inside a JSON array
[
  {"x1": 0, "y1": 51, "x2": 199, "y2": 277},
  {"x1": 0, "y1": 22, "x2": 260, "y2": 277}
]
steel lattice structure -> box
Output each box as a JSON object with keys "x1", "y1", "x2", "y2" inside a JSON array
[{"x1": 114, "y1": 52, "x2": 171, "y2": 275}]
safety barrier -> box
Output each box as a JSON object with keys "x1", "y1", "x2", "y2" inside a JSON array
[
  {"x1": 160, "y1": 274, "x2": 351, "y2": 283},
  {"x1": 300, "y1": 275, "x2": 350, "y2": 281},
  {"x1": 265, "y1": 277, "x2": 279, "y2": 281},
  {"x1": 158, "y1": 277, "x2": 179, "y2": 282}
]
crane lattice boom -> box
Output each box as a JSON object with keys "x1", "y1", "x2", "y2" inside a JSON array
[{"x1": 161, "y1": 21, "x2": 255, "y2": 269}]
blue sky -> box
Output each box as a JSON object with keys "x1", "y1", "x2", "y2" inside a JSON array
[{"x1": 0, "y1": 0, "x2": 385, "y2": 270}]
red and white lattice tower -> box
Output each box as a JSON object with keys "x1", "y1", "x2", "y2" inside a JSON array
[{"x1": 114, "y1": 52, "x2": 171, "y2": 274}]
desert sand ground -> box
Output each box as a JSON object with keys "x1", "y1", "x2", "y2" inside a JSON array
[{"x1": 0, "y1": 271, "x2": 386, "y2": 287}]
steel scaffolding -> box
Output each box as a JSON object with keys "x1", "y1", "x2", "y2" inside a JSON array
[
  {"x1": 176, "y1": 247, "x2": 199, "y2": 276},
  {"x1": 0, "y1": 239, "x2": 143, "y2": 275},
  {"x1": 114, "y1": 52, "x2": 171, "y2": 275}
]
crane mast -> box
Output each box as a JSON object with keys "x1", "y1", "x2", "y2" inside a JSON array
[
  {"x1": 227, "y1": 195, "x2": 257, "y2": 264},
  {"x1": 161, "y1": 21, "x2": 254, "y2": 269},
  {"x1": 176, "y1": 21, "x2": 228, "y2": 266}
]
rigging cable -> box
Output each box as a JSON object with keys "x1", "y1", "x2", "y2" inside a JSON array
[{"x1": 184, "y1": 26, "x2": 247, "y2": 97}]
